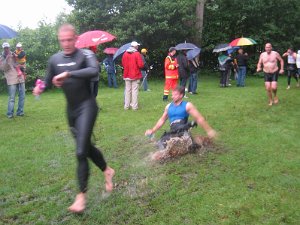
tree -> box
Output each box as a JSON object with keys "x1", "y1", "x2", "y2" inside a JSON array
[{"x1": 195, "y1": 0, "x2": 207, "y2": 45}]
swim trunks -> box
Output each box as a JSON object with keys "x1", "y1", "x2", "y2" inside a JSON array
[{"x1": 264, "y1": 71, "x2": 278, "y2": 82}]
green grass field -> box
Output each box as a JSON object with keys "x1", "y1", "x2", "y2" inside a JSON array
[{"x1": 0, "y1": 72, "x2": 299, "y2": 225}]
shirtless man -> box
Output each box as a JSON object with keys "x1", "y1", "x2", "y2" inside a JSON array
[{"x1": 257, "y1": 43, "x2": 284, "y2": 106}]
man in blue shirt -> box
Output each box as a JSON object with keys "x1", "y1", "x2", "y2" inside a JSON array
[{"x1": 145, "y1": 86, "x2": 217, "y2": 139}]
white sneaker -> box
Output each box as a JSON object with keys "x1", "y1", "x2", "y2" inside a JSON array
[
  {"x1": 286, "y1": 86, "x2": 290, "y2": 90},
  {"x1": 184, "y1": 95, "x2": 188, "y2": 98}
]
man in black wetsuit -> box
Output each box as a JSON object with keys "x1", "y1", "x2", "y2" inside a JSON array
[{"x1": 33, "y1": 24, "x2": 115, "y2": 213}]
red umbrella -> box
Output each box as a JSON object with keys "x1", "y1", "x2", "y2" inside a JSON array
[
  {"x1": 104, "y1": 47, "x2": 119, "y2": 55},
  {"x1": 75, "y1": 30, "x2": 116, "y2": 48}
]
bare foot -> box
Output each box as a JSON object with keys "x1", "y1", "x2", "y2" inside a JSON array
[
  {"x1": 268, "y1": 101, "x2": 273, "y2": 106},
  {"x1": 151, "y1": 151, "x2": 164, "y2": 161},
  {"x1": 68, "y1": 193, "x2": 86, "y2": 213},
  {"x1": 104, "y1": 167, "x2": 115, "y2": 192},
  {"x1": 273, "y1": 97, "x2": 279, "y2": 104}
]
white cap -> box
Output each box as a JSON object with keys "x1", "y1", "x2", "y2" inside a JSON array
[
  {"x1": 131, "y1": 41, "x2": 140, "y2": 47},
  {"x1": 2, "y1": 42, "x2": 10, "y2": 48},
  {"x1": 16, "y1": 42, "x2": 22, "y2": 48}
]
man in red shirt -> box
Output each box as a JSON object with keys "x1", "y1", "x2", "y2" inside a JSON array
[{"x1": 122, "y1": 41, "x2": 144, "y2": 110}]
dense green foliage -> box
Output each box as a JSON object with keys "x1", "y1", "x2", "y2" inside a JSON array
[
  {"x1": 1, "y1": 74, "x2": 299, "y2": 224},
  {"x1": 1, "y1": 0, "x2": 300, "y2": 89}
]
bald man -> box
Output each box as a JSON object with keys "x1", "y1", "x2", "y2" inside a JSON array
[{"x1": 257, "y1": 43, "x2": 284, "y2": 106}]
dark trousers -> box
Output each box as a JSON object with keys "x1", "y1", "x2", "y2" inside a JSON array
[
  {"x1": 180, "y1": 77, "x2": 188, "y2": 88},
  {"x1": 220, "y1": 70, "x2": 228, "y2": 87}
]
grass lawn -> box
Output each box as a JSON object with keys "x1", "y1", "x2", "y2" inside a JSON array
[{"x1": 0, "y1": 72, "x2": 299, "y2": 225}]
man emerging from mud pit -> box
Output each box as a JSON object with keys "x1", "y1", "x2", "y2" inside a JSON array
[{"x1": 145, "y1": 86, "x2": 217, "y2": 159}]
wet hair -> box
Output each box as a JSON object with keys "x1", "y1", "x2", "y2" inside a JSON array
[
  {"x1": 58, "y1": 23, "x2": 77, "y2": 35},
  {"x1": 265, "y1": 43, "x2": 272, "y2": 47},
  {"x1": 173, "y1": 86, "x2": 185, "y2": 95}
]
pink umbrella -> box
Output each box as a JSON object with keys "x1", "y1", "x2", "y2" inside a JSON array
[
  {"x1": 104, "y1": 47, "x2": 119, "y2": 55},
  {"x1": 75, "y1": 30, "x2": 116, "y2": 49}
]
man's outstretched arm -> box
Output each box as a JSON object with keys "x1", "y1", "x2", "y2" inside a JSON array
[
  {"x1": 145, "y1": 105, "x2": 169, "y2": 136},
  {"x1": 186, "y1": 102, "x2": 217, "y2": 138}
]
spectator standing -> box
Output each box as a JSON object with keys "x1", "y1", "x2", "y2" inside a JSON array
[
  {"x1": 188, "y1": 58, "x2": 200, "y2": 94},
  {"x1": 103, "y1": 54, "x2": 118, "y2": 88},
  {"x1": 177, "y1": 50, "x2": 190, "y2": 98},
  {"x1": 163, "y1": 47, "x2": 179, "y2": 101},
  {"x1": 218, "y1": 52, "x2": 233, "y2": 87},
  {"x1": 236, "y1": 48, "x2": 248, "y2": 87},
  {"x1": 140, "y1": 48, "x2": 150, "y2": 91},
  {"x1": 282, "y1": 48, "x2": 299, "y2": 89},
  {"x1": 122, "y1": 41, "x2": 144, "y2": 110},
  {"x1": 0, "y1": 42, "x2": 25, "y2": 118}
]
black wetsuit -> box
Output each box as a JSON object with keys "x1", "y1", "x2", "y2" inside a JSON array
[{"x1": 45, "y1": 48, "x2": 106, "y2": 193}]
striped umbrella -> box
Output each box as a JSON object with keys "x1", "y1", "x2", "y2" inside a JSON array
[{"x1": 229, "y1": 37, "x2": 257, "y2": 46}]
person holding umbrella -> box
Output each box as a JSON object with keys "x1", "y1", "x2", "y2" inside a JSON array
[
  {"x1": 218, "y1": 51, "x2": 233, "y2": 87},
  {"x1": 188, "y1": 58, "x2": 200, "y2": 94},
  {"x1": 235, "y1": 48, "x2": 248, "y2": 87},
  {"x1": 103, "y1": 53, "x2": 118, "y2": 88},
  {"x1": 122, "y1": 41, "x2": 144, "y2": 110},
  {"x1": 187, "y1": 48, "x2": 201, "y2": 94},
  {"x1": 177, "y1": 50, "x2": 190, "y2": 98}
]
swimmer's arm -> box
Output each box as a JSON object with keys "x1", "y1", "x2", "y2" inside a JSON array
[
  {"x1": 69, "y1": 50, "x2": 99, "y2": 79},
  {"x1": 256, "y1": 54, "x2": 263, "y2": 72},
  {"x1": 276, "y1": 52, "x2": 284, "y2": 74},
  {"x1": 186, "y1": 102, "x2": 217, "y2": 138},
  {"x1": 145, "y1": 104, "x2": 169, "y2": 136}
]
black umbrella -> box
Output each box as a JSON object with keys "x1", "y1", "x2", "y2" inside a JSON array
[
  {"x1": 0, "y1": 24, "x2": 18, "y2": 39},
  {"x1": 213, "y1": 43, "x2": 232, "y2": 53},
  {"x1": 175, "y1": 42, "x2": 199, "y2": 50}
]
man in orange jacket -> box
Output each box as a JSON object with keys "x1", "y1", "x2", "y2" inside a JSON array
[{"x1": 163, "y1": 47, "x2": 179, "y2": 101}]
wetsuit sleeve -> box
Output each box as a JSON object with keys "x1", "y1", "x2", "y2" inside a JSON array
[
  {"x1": 69, "y1": 50, "x2": 99, "y2": 79},
  {"x1": 44, "y1": 58, "x2": 56, "y2": 89}
]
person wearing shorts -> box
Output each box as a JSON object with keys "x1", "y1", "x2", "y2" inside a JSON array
[
  {"x1": 257, "y1": 43, "x2": 284, "y2": 106},
  {"x1": 264, "y1": 71, "x2": 278, "y2": 83}
]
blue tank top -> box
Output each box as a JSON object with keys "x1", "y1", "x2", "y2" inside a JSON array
[{"x1": 168, "y1": 101, "x2": 189, "y2": 123}]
